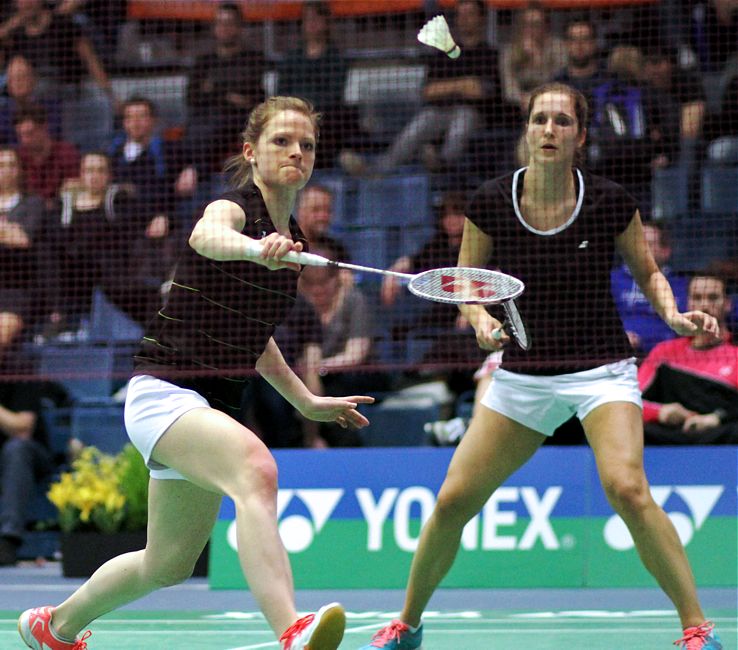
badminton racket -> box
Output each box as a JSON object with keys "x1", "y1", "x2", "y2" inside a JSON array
[{"x1": 246, "y1": 240, "x2": 531, "y2": 349}]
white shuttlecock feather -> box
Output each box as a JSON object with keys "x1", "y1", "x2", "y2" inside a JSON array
[{"x1": 417, "y1": 15, "x2": 460, "y2": 59}]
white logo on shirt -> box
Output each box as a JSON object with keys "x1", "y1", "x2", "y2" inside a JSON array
[{"x1": 578, "y1": 240, "x2": 589, "y2": 249}]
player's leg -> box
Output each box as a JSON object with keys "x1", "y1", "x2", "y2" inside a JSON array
[
  {"x1": 400, "y1": 405, "x2": 546, "y2": 627},
  {"x1": 49, "y1": 476, "x2": 221, "y2": 640},
  {"x1": 139, "y1": 406, "x2": 303, "y2": 636},
  {"x1": 582, "y1": 402, "x2": 707, "y2": 628}
]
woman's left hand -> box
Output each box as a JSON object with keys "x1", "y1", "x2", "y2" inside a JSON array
[
  {"x1": 301, "y1": 395, "x2": 375, "y2": 429},
  {"x1": 666, "y1": 311, "x2": 720, "y2": 338}
]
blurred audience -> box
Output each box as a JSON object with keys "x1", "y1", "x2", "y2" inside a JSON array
[
  {"x1": 500, "y1": 2, "x2": 567, "y2": 115},
  {"x1": 242, "y1": 294, "x2": 327, "y2": 448},
  {"x1": 42, "y1": 151, "x2": 143, "y2": 332},
  {"x1": 296, "y1": 183, "x2": 348, "y2": 261},
  {"x1": 0, "y1": 379, "x2": 52, "y2": 566},
  {"x1": 611, "y1": 221, "x2": 689, "y2": 354},
  {"x1": 0, "y1": 0, "x2": 114, "y2": 99},
  {"x1": 0, "y1": 146, "x2": 43, "y2": 360},
  {"x1": 686, "y1": 0, "x2": 738, "y2": 72},
  {"x1": 185, "y1": 2, "x2": 265, "y2": 176},
  {"x1": 704, "y1": 71, "x2": 738, "y2": 163},
  {"x1": 341, "y1": 0, "x2": 505, "y2": 176},
  {"x1": 14, "y1": 103, "x2": 78, "y2": 207},
  {"x1": 277, "y1": 1, "x2": 360, "y2": 168},
  {"x1": 587, "y1": 45, "x2": 676, "y2": 211},
  {"x1": 639, "y1": 272, "x2": 738, "y2": 444},
  {"x1": 300, "y1": 244, "x2": 389, "y2": 445},
  {"x1": 554, "y1": 18, "x2": 609, "y2": 102},
  {"x1": 641, "y1": 44, "x2": 706, "y2": 143},
  {"x1": 0, "y1": 54, "x2": 61, "y2": 144}
]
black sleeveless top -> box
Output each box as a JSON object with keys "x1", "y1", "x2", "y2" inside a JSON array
[
  {"x1": 134, "y1": 182, "x2": 307, "y2": 413},
  {"x1": 466, "y1": 168, "x2": 636, "y2": 374}
]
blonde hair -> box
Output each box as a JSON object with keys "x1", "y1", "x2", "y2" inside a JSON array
[{"x1": 224, "y1": 96, "x2": 321, "y2": 189}]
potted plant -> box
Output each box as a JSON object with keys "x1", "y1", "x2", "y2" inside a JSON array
[{"x1": 47, "y1": 444, "x2": 208, "y2": 577}]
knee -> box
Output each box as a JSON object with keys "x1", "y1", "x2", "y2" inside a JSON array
[
  {"x1": 434, "y1": 482, "x2": 478, "y2": 528},
  {"x1": 143, "y1": 555, "x2": 196, "y2": 588},
  {"x1": 602, "y1": 472, "x2": 651, "y2": 517},
  {"x1": 228, "y1": 447, "x2": 278, "y2": 500}
]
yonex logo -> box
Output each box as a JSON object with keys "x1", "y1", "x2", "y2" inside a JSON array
[
  {"x1": 604, "y1": 485, "x2": 723, "y2": 550},
  {"x1": 578, "y1": 240, "x2": 589, "y2": 249},
  {"x1": 440, "y1": 275, "x2": 496, "y2": 299},
  {"x1": 226, "y1": 489, "x2": 343, "y2": 554}
]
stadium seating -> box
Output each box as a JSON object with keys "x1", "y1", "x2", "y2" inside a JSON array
[
  {"x1": 651, "y1": 166, "x2": 690, "y2": 219},
  {"x1": 701, "y1": 165, "x2": 738, "y2": 215}
]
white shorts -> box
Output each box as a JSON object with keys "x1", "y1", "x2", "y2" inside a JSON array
[
  {"x1": 479, "y1": 358, "x2": 642, "y2": 436},
  {"x1": 124, "y1": 375, "x2": 210, "y2": 480}
]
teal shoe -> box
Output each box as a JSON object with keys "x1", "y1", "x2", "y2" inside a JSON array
[{"x1": 358, "y1": 620, "x2": 422, "y2": 649}]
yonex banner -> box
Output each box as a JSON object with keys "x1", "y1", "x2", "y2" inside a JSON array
[{"x1": 209, "y1": 447, "x2": 737, "y2": 589}]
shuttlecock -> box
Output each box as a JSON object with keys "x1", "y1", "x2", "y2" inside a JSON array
[{"x1": 417, "y1": 15, "x2": 460, "y2": 59}]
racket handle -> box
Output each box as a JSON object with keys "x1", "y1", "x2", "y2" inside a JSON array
[
  {"x1": 244, "y1": 238, "x2": 331, "y2": 267},
  {"x1": 492, "y1": 327, "x2": 504, "y2": 341}
]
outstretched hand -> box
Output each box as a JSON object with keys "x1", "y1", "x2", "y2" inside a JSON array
[
  {"x1": 300, "y1": 395, "x2": 375, "y2": 429},
  {"x1": 666, "y1": 311, "x2": 720, "y2": 338}
]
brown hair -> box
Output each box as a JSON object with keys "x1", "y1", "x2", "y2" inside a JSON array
[{"x1": 224, "y1": 96, "x2": 321, "y2": 189}]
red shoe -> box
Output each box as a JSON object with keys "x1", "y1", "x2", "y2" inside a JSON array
[
  {"x1": 279, "y1": 602, "x2": 346, "y2": 650},
  {"x1": 18, "y1": 607, "x2": 91, "y2": 649}
]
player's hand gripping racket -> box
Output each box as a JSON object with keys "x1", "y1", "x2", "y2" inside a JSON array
[{"x1": 247, "y1": 240, "x2": 531, "y2": 349}]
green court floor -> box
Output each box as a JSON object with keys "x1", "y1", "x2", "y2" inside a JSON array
[{"x1": 3, "y1": 609, "x2": 736, "y2": 649}]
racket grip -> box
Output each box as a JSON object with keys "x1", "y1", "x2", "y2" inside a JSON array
[
  {"x1": 244, "y1": 238, "x2": 330, "y2": 267},
  {"x1": 492, "y1": 327, "x2": 504, "y2": 341}
]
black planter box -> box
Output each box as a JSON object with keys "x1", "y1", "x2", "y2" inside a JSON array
[{"x1": 60, "y1": 531, "x2": 209, "y2": 578}]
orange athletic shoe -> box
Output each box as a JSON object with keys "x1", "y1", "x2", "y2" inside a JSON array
[
  {"x1": 279, "y1": 602, "x2": 346, "y2": 650},
  {"x1": 18, "y1": 607, "x2": 91, "y2": 650}
]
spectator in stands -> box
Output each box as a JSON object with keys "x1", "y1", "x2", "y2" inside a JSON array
[
  {"x1": 340, "y1": 0, "x2": 504, "y2": 175},
  {"x1": 0, "y1": 379, "x2": 52, "y2": 566},
  {"x1": 641, "y1": 44, "x2": 706, "y2": 143},
  {"x1": 500, "y1": 2, "x2": 567, "y2": 115},
  {"x1": 295, "y1": 183, "x2": 347, "y2": 260},
  {"x1": 300, "y1": 243, "x2": 388, "y2": 445},
  {"x1": 612, "y1": 221, "x2": 690, "y2": 354},
  {"x1": 42, "y1": 152, "x2": 153, "y2": 333},
  {"x1": 686, "y1": 0, "x2": 738, "y2": 72},
  {"x1": 704, "y1": 73, "x2": 738, "y2": 163},
  {"x1": 0, "y1": 146, "x2": 43, "y2": 360},
  {"x1": 14, "y1": 103, "x2": 78, "y2": 206},
  {"x1": 554, "y1": 18, "x2": 609, "y2": 102},
  {"x1": 185, "y1": 2, "x2": 265, "y2": 176},
  {"x1": 382, "y1": 190, "x2": 484, "y2": 393},
  {"x1": 110, "y1": 96, "x2": 198, "y2": 288},
  {"x1": 242, "y1": 293, "x2": 327, "y2": 448},
  {"x1": 0, "y1": 54, "x2": 61, "y2": 144},
  {"x1": 0, "y1": 0, "x2": 114, "y2": 100},
  {"x1": 277, "y1": 0, "x2": 359, "y2": 168},
  {"x1": 639, "y1": 272, "x2": 738, "y2": 443},
  {"x1": 381, "y1": 190, "x2": 466, "y2": 315},
  {"x1": 587, "y1": 45, "x2": 676, "y2": 211},
  {"x1": 54, "y1": 0, "x2": 126, "y2": 65}
]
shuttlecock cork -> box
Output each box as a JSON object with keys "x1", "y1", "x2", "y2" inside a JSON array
[{"x1": 417, "y1": 15, "x2": 460, "y2": 59}]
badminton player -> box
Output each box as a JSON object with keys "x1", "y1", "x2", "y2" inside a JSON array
[
  {"x1": 19, "y1": 96, "x2": 373, "y2": 650},
  {"x1": 359, "y1": 82, "x2": 722, "y2": 650}
]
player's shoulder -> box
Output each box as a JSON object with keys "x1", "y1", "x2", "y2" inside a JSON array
[
  {"x1": 649, "y1": 336, "x2": 689, "y2": 357},
  {"x1": 473, "y1": 171, "x2": 517, "y2": 199},
  {"x1": 582, "y1": 169, "x2": 629, "y2": 197}
]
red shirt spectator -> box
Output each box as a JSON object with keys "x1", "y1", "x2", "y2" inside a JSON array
[{"x1": 14, "y1": 104, "x2": 79, "y2": 202}]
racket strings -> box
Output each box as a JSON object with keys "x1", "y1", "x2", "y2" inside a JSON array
[{"x1": 409, "y1": 267, "x2": 524, "y2": 304}]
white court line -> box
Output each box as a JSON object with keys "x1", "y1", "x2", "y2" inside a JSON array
[{"x1": 223, "y1": 622, "x2": 383, "y2": 650}]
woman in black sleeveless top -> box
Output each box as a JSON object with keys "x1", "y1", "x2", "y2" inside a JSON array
[
  {"x1": 357, "y1": 83, "x2": 723, "y2": 650},
  {"x1": 19, "y1": 98, "x2": 373, "y2": 650}
]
